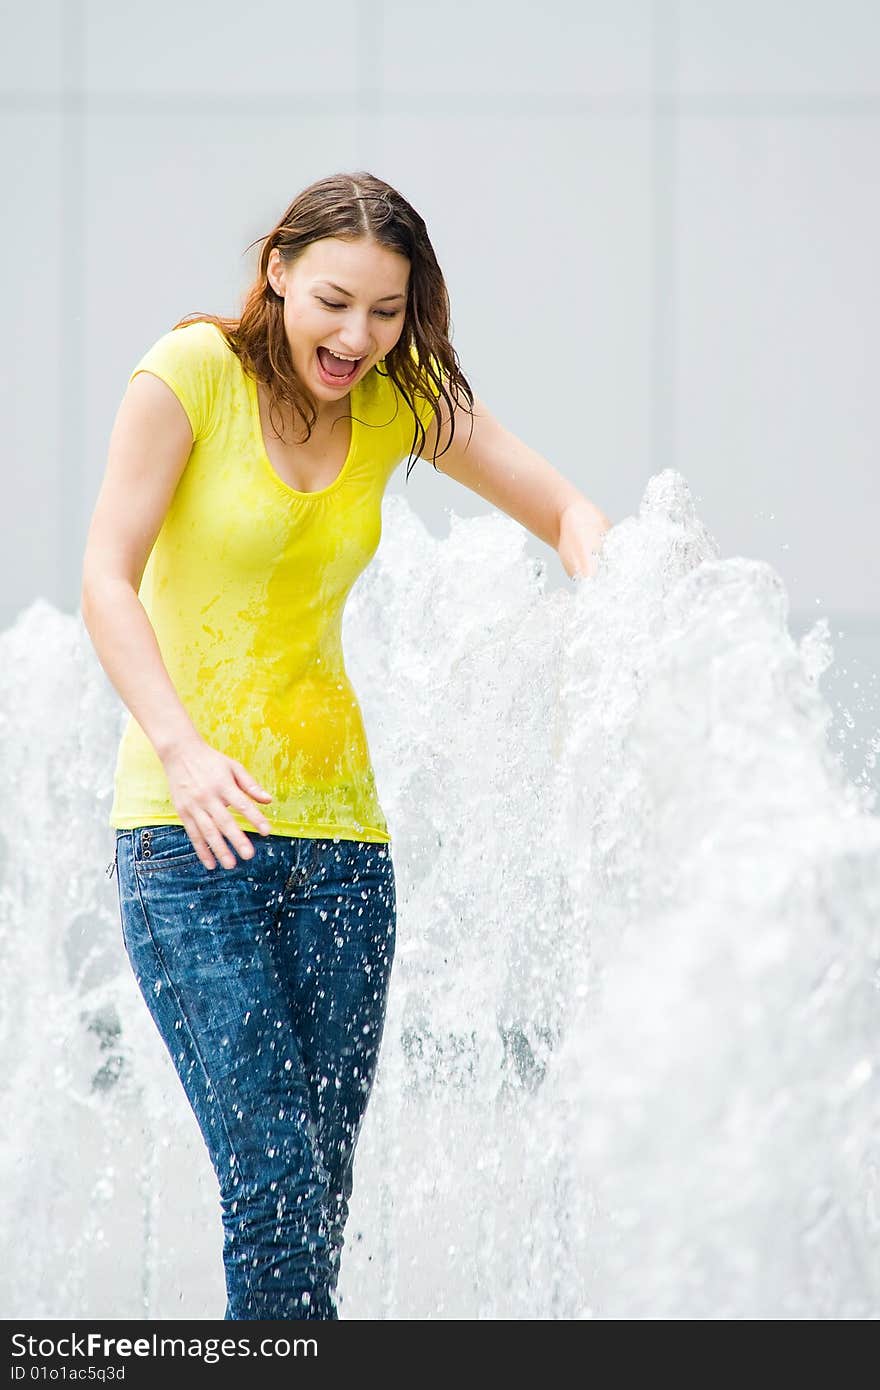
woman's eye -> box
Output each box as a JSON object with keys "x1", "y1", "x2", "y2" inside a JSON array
[{"x1": 318, "y1": 297, "x2": 399, "y2": 319}]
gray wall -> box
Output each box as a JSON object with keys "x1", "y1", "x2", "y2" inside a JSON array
[{"x1": 3, "y1": 1, "x2": 878, "y2": 647}]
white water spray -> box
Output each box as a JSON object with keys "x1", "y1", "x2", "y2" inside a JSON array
[{"x1": 1, "y1": 470, "x2": 877, "y2": 1318}]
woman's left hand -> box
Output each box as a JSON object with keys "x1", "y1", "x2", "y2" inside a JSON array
[{"x1": 557, "y1": 497, "x2": 613, "y2": 581}]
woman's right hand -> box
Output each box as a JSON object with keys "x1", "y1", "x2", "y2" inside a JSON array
[{"x1": 160, "y1": 735, "x2": 274, "y2": 870}]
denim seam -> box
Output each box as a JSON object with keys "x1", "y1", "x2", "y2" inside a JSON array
[{"x1": 129, "y1": 853, "x2": 243, "y2": 1181}]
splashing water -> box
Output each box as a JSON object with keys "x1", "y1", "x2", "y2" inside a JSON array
[{"x1": 1, "y1": 470, "x2": 878, "y2": 1319}]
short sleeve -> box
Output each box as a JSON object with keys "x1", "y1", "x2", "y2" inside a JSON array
[{"x1": 128, "y1": 320, "x2": 229, "y2": 442}]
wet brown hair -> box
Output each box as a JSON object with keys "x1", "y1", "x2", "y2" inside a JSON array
[{"x1": 173, "y1": 171, "x2": 474, "y2": 480}]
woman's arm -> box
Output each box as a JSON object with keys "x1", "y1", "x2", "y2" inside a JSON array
[
  {"x1": 81, "y1": 372, "x2": 204, "y2": 759},
  {"x1": 421, "y1": 387, "x2": 612, "y2": 579},
  {"x1": 81, "y1": 371, "x2": 273, "y2": 867},
  {"x1": 555, "y1": 495, "x2": 612, "y2": 581}
]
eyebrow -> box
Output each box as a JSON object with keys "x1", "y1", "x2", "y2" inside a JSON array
[{"x1": 315, "y1": 280, "x2": 406, "y2": 303}]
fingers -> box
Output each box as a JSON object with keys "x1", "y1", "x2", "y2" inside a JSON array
[
  {"x1": 233, "y1": 759, "x2": 273, "y2": 807},
  {"x1": 183, "y1": 814, "x2": 221, "y2": 872},
  {"x1": 230, "y1": 761, "x2": 273, "y2": 834},
  {"x1": 189, "y1": 780, "x2": 273, "y2": 872},
  {"x1": 188, "y1": 806, "x2": 251, "y2": 872},
  {"x1": 235, "y1": 797, "x2": 273, "y2": 837},
  {"x1": 169, "y1": 755, "x2": 275, "y2": 871},
  {"x1": 208, "y1": 803, "x2": 257, "y2": 870}
]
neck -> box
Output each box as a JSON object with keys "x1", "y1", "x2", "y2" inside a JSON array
[{"x1": 258, "y1": 381, "x2": 348, "y2": 440}]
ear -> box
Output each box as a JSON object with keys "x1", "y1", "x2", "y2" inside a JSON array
[{"x1": 266, "y1": 248, "x2": 286, "y2": 297}]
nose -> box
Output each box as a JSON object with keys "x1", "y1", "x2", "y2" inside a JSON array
[
  {"x1": 338, "y1": 338, "x2": 371, "y2": 358},
  {"x1": 337, "y1": 314, "x2": 373, "y2": 357}
]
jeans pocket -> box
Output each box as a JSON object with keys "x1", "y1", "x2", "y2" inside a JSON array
[{"x1": 134, "y1": 823, "x2": 202, "y2": 871}]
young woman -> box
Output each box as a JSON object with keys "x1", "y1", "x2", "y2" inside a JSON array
[{"x1": 81, "y1": 171, "x2": 611, "y2": 1320}]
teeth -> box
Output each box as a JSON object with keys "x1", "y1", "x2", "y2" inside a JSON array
[{"x1": 324, "y1": 348, "x2": 360, "y2": 363}]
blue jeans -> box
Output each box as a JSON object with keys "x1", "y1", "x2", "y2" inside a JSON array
[{"x1": 113, "y1": 824, "x2": 396, "y2": 1320}]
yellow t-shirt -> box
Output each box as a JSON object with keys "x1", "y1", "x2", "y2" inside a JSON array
[{"x1": 108, "y1": 320, "x2": 439, "y2": 843}]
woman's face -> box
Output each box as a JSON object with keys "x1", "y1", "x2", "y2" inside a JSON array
[{"x1": 266, "y1": 236, "x2": 410, "y2": 407}]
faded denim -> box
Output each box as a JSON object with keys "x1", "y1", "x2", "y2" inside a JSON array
[{"x1": 113, "y1": 823, "x2": 396, "y2": 1320}]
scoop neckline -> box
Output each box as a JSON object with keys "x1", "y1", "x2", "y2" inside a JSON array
[{"x1": 245, "y1": 367, "x2": 360, "y2": 501}]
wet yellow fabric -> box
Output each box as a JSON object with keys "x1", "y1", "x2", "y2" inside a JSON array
[{"x1": 108, "y1": 320, "x2": 439, "y2": 842}]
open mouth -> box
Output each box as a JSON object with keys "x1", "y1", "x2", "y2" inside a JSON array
[{"x1": 315, "y1": 346, "x2": 364, "y2": 385}]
